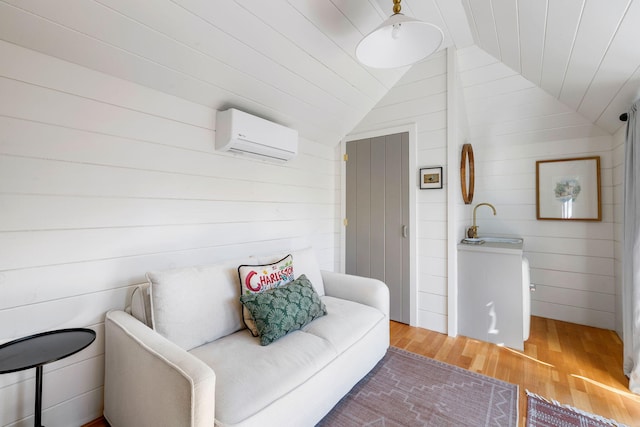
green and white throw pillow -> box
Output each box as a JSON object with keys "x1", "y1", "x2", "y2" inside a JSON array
[
  {"x1": 239, "y1": 274, "x2": 327, "y2": 346},
  {"x1": 238, "y1": 255, "x2": 294, "y2": 336}
]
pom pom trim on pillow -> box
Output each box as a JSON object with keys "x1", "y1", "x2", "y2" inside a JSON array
[
  {"x1": 238, "y1": 254, "x2": 294, "y2": 336},
  {"x1": 239, "y1": 274, "x2": 327, "y2": 346}
]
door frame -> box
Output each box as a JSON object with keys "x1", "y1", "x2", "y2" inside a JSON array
[{"x1": 341, "y1": 124, "x2": 418, "y2": 326}]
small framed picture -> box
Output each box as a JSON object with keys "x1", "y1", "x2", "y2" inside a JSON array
[
  {"x1": 420, "y1": 167, "x2": 443, "y2": 189},
  {"x1": 536, "y1": 156, "x2": 601, "y2": 221}
]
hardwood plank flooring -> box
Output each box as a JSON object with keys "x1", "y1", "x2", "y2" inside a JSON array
[
  {"x1": 391, "y1": 316, "x2": 640, "y2": 426},
  {"x1": 84, "y1": 316, "x2": 640, "y2": 426}
]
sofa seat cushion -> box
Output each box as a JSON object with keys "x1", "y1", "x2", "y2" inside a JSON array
[
  {"x1": 188, "y1": 328, "x2": 336, "y2": 426},
  {"x1": 302, "y1": 296, "x2": 386, "y2": 354}
]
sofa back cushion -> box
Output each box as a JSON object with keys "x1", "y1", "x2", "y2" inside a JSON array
[
  {"x1": 141, "y1": 248, "x2": 324, "y2": 351},
  {"x1": 147, "y1": 259, "x2": 248, "y2": 351}
]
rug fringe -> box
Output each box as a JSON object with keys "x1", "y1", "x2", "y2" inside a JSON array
[{"x1": 525, "y1": 390, "x2": 628, "y2": 427}]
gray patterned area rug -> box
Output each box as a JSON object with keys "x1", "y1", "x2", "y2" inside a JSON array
[
  {"x1": 317, "y1": 347, "x2": 518, "y2": 427},
  {"x1": 526, "y1": 391, "x2": 627, "y2": 427}
]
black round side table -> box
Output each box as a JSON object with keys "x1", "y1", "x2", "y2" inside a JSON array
[{"x1": 0, "y1": 328, "x2": 96, "y2": 427}]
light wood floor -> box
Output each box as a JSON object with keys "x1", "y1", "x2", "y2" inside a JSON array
[
  {"x1": 391, "y1": 316, "x2": 640, "y2": 427},
  {"x1": 84, "y1": 316, "x2": 640, "y2": 427}
]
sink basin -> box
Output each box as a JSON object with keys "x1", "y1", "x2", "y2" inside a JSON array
[{"x1": 461, "y1": 237, "x2": 523, "y2": 245}]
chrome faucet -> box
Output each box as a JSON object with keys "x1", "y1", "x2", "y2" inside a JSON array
[{"x1": 467, "y1": 203, "x2": 497, "y2": 238}]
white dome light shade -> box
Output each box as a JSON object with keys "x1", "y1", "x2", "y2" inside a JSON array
[{"x1": 356, "y1": 14, "x2": 444, "y2": 69}]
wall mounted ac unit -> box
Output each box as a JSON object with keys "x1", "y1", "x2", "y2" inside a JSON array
[{"x1": 215, "y1": 108, "x2": 298, "y2": 162}]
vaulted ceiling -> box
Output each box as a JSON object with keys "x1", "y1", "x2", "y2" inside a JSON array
[
  {"x1": 463, "y1": 0, "x2": 640, "y2": 136},
  {"x1": 1, "y1": 0, "x2": 638, "y2": 146}
]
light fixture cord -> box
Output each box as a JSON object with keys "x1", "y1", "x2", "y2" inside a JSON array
[{"x1": 393, "y1": 0, "x2": 401, "y2": 14}]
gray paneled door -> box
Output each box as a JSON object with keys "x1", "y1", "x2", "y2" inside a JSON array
[{"x1": 345, "y1": 133, "x2": 410, "y2": 323}]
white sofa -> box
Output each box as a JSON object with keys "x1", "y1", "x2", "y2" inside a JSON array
[{"x1": 103, "y1": 248, "x2": 390, "y2": 427}]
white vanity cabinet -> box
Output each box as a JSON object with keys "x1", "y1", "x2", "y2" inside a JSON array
[{"x1": 457, "y1": 240, "x2": 527, "y2": 351}]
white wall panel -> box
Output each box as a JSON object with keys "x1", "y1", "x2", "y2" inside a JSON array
[
  {"x1": 355, "y1": 93, "x2": 447, "y2": 130},
  {"x1": 467, "y1": 97, "x2": 574, "y2": 127},
  {"x1": 532, "y1": 269, "x2": 614, "y2": 294},
  {"x1": 0, "y1": 196, "x2": 334, "y2": 232},
  {"x1": 0, "y1": 78, "x2": 213, "y2": 150},
  {"x1": 459, "y1": 62, "x2": 516, "y2": 87},
  {"x1": 464, "y1": 74, "x2": 536, "y2": 100},
  {"x1": 0, "y1": 44, "x2": 338, "y2": 426},
  {"x1": 470, "y1": 112, "x2": 593, "y2": 140},
  {"x1": 0, "y1": 157, "x2": 334, "y2": 203},
  {"x1": 0, "y1": 356, "x2": 104, "y2": 427},
  {"x1": 0, "y1": 117, "x2": 333, "y2": 188},
  {"x1": 0, "y1": 220, "x2": 334, "y2": 271},
  {"x1": 418, "y1": 293, "x2": 447, "y2": 315},
  {"x1": 375, "y1": 75, "x2": 447, "y2": 108},
  {"x1": 418, "y1": 221, "x2": 447, "y2": 240},
  {"x1": 524, "y1": 236, "x2": 614, "y2": 258},
  {"x1": 419, "y1": 255, "x2": 447, "y2": 280},
  {"x1": 419, "y1": 275, "x2": 447, "y2": 295},
  {"x1": 0, "y1": 41, "x2": 212, "y2": 129},
  {"x1": 400, "y1": 52, "x2": 447, "y2": 84},
  {"x1": 459, "y1": 45, "x2": 615, "y2": 330},
  {"x1": 532, "y1": 301, "x2": 614, "y2": 330},
  {"x1": 418, "y1": 310, "x2": 448, "y2": 332},
  {"x1": 457, "y1": 42, "x2": 497, "y2": 71},
  {"x1": 418, "y1": 129, "x2": 447, "y2": 149}
]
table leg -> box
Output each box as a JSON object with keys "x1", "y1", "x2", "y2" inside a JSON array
[{"x1": 35, "y1": 365, "x2": 43, "y2": 427}]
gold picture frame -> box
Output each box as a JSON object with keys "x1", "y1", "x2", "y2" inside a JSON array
[{"x1": 536, "y1": 156, "x2": 601, "y2": 221}]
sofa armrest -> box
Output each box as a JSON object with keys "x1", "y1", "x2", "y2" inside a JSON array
[
  {"x1": 320, "y1": 270, "x2": 389, "y2": 318},
  {"x1": 104, "y1": 310, "x2": 216, "y2": 427}
]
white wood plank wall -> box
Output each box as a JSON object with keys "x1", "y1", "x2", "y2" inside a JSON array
[
  {"x1": 351, "y1": 51, "x2": 449, "y2": 333},
  {"x1": 0, "y1": 42, "x2": 339, "y2": 427},
  {"x1": 448, "y1": 51, "x2": 473, "y2": 337},
  {"x1": 457, "y1": 46, "x2": 616, "y2": 330}
]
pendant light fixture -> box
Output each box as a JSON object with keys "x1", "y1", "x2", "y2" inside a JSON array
[{"x1": 356, "y1": 0, "x2": 444, "y2": 69}]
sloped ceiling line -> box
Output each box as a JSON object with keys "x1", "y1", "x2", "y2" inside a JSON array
[
  {"x1": 2, "y1": 0, "x2": 639, "y2": 143},
  {"x1": 463, "y1": 0, "x2": 640, "y2": 136}
]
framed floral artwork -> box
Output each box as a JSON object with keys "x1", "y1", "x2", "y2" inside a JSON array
[{"x1": 536, "y1": 156, "x2": 601, "y2": 221}]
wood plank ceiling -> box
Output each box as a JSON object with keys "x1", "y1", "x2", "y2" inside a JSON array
[
  {"x1": 463, "y1": 0, "x2": 640, "y2": 135},
  {"x1": 0, "y1": 0, "x2": 470, "y2": 146},
  {"x1": 0, "y1": 0, "x2": 638, "y2": 145}
]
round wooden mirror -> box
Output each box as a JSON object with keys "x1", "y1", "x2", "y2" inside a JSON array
[{"x1": 460, "y1": 143, "x2": 474, "y2": 204}]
